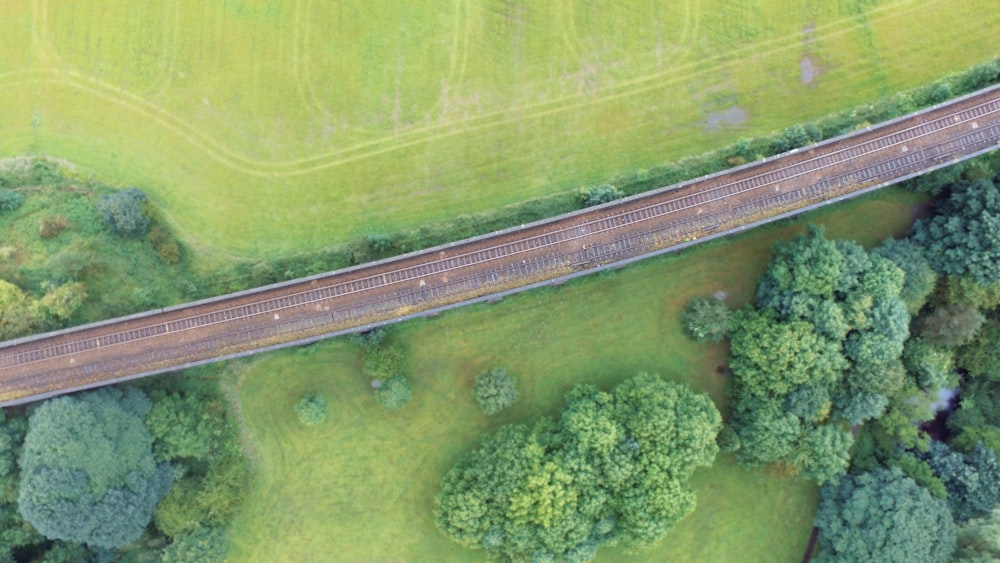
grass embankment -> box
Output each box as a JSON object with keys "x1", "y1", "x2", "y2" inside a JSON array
[
  {"x1": 0, "y1": 160, "x2": 191, "y2": 326},
  {"x1": 0, "y1": 1, "x2": 993, "y2": 258},
  {"x1": 227, "y1": 187, "x2": 925, "y2": 562}
]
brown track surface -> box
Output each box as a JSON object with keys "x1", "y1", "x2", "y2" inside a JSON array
[{"x1": 3, "y1": 85, "x2": 1000, "y2": 406}]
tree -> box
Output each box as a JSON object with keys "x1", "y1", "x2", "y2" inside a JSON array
[
  {"x1": 871, "y1": 237, "x2": 938, "y2": 315},
  {"x1": 902, "y1": 338, "x2": 956, "y2": 390},
  {"x1": 814, "y1": 467, "x2": 956, "y2": 562},
  {"x1": 160, "y1": 526, "x2": 229, "y2": 563},
  {"x1": 919, "y1": 304, "x2": 985, "y2": 347},
  {"x1": 294, "y1": 393, "x2": 327, "y2": 425},
  {"x1": 473, "y1": 368, "x2": 518, "y2": 415},
  {"x1": 374, "y1": 375, "x2": 412, "y2": 411},
  {"x1": 923, "y1": 441, "x2": 1000, "y2": 522},
  {"x1": 910, "y1": 178, "x2": 1000, "y2": 284},
  {"x1": 681, "y1": 296, "x2": 732, "y2": 343},
  {"x1": 957, "y1": 321, "x2": 1000, "y2": 380},
  {"x1": 145, "y1": 391, "x2": 223, "y2": 462},
  {"x1": 955, "y1": 508, "x2": 1000, "y2": 561},
  {"x1": 95, "y1": 188, "x2": 149, "y2": 237},
  {"x1": 435, "y1": 374, "x2": 721, "y2": 562},
  {"x1": 949, "y1": 379, "x2": 1000, "y2": 454},
  {"x1": 17, "y1": 388, "x2": 174, "y2": 548},
  {"x1": 363, "y1": 343, "x2": 407, "y2": 381}
]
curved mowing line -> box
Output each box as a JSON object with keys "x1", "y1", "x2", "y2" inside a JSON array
[{"x1": 17, "y1": 0, "x2": 952, "y2": 178}]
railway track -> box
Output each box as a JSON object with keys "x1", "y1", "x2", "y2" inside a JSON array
[{"x1": 3, "y1": 84, "x2": 1000, "y2": 406}]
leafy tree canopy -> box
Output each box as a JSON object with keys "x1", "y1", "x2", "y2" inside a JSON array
[
  {"x1": 910, "y1": 177, "x2": 1000, "y2": 285},
  {"x1": 871, "y1": 237, "x2": 938, "y2": 315},
  {"x1": 17, "y1": 388, "x2": 173, "y2": 548},
  {"x1": 922, "y1": 441, "x2": 1000, "y2": 522},
  {"x1": 919, "y1": 304, "x2": 986, "y2": 347},
  {"x1": 814, "y1": 467, "x2": 956, "y2": 563},
  {"x1": 435, "y1": 374, "x2": 721, "y2": 562}
]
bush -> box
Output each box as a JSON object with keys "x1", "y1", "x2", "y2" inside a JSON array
[
  {"x1": 37, "y1": 214, "x2": 70, "y2": 239},
  {"x1": 96, "y1": 188, "x2": 149, "y2": 237},
  {"x1": 363, "y1": 343, "x2": 407, "y2": 380},
  {"x1": 579, "y1": 184, "x2": 624, "y2": 207},
  {"x1": 0, "y1": 188, "x2": 24, "y2": 213},
  {"x1": 294, "y1": 393, "x2": 327, "y2": 425},
  {"x1": 374, "y1": 375, "x2": 412, "y2": 411},
  {"x1": 682, "y1": 296, "x2": 732, "y2": 342},
  {"x1": 473, "y1": 368, "x2": 518, "y2": 415}
]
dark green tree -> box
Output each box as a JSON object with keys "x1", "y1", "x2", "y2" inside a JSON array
[
  {"x1": 17, "y1": 388, "x2": 174, "y2": 548},
  {"x1": 294, "y1": 393, "x2": 327, "y2": 425},
  {"x1": 955, "y1": 508, "x2": 1000, "y2": 561},
  {"x1": 871, "y1": 237, "x2": 938, "y2": 315},
  {"x1": 814, "y1": 467, "x2": 956, "y2": 562},
  {"x1": 681, "y1": 296, "x2": 732, "y2": 343},
  {"x1": 949, "y1": 379, "x2": 1000, "y2": 454},
  {"x1": 160, "y1": 526, "x2": 229, "y2": 563},
  {"x1": 923, "y1": 441, "x2": 1000, "y2": 522},
  {"x1": 374, "y1": 375, "x2": 412, "y2": 411},
  {"x1": 902, "y1": 338, "x2": 956, "y2": 390},
  {"x1": 957, "y1": 321, "x2": 1000, "y2": 380},
  {"x1": 473, "y1": 368, "x2": 518, "y2": 415},
  {"x1": 435, "y1": 374, "x2": 720, "y2": 562},
  {"x1": 95, "y1": 188, "x2": 149, "y2": 237},
  {"x1": 910, "y1": 178, "x2": 1000, "y2": 284}
]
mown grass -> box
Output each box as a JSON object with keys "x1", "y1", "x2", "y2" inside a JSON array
[
  {"x1": 226, "y1": 187, "x2": 925, "y2": 562},
  {"x1": 0, "y1": 1, "x2": 993, "y2": 259}
]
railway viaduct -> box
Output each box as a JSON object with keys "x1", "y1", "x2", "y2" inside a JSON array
[{"x1": 3, "y1": 84, "x2": 1000, "y2": 406}]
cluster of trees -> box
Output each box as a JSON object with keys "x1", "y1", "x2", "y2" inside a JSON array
[
  {"x1": 435, "y1": 373, "x2": 721, "y2": 562},
  {"x1": 356, "y1": 329, "x2": 413, "y2": 411},
  {"x1": 0, "y1": 279, "x2": 87, "y2": 340},
  {"x1": 720, "y1": 226, "x2": 919, "y2": 483},
  {"x1": 0, "y1": 369, "x2": 246, "y2": 561}
]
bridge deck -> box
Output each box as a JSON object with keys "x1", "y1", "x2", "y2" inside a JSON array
[{"x1": 3, "y1": 84, "x2": 1000, "y2": 406}]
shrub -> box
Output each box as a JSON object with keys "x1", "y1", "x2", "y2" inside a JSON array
[
  {"x1": 363, "y1": 344, "x2": 407, "y2": 381},
  {"x1": 96, "y1": 188, "x2": 149, "y2": 237},
  {"x1": 37, "y1": 214, "x2": 70, "y2": 239},
  {"x1": 0, "y1": 188, "x2": 24, "y2": 213},
  {"x1": 682, "y1": 296, "x2": 732, "y2": 342},
  {"x1": 473, "y1": 368, "x2": 518, "y2": 415},
  {"x1": 578, "y1": 184, "x2": 624, "y2": 207},
  {"x1": 374, "y1": 375, "x2": 412, "y2": 411},
  {"x1": 294, "y1": 393, "x2": 327, "y2": 425}
]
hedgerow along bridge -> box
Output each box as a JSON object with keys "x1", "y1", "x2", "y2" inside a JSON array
[{"x1": 3, "y1": 84, "x2": 1000, "y2": 407}]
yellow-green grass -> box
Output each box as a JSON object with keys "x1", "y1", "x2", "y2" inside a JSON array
[
  {"x1": 226, "y1": 187, "x2": 924, "y2": 562},
  {"x1": 0, "y1": 1, "x2": 993, "y2": 259}
]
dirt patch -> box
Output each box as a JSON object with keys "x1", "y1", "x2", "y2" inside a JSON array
[
  {"x1": 705, "y1": 106, "x2": 748, "y2": 130},
  {"x1": 800, "y1": 56, "x2": 820, "y2": 85}
]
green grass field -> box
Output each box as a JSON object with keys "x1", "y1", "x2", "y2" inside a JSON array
[
  {"x1": 0, "y1": 1, "x2": 993, "y2": 259},
  {"x1": 226, "y1": 187, "x2": 925, "y2": 562}
]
